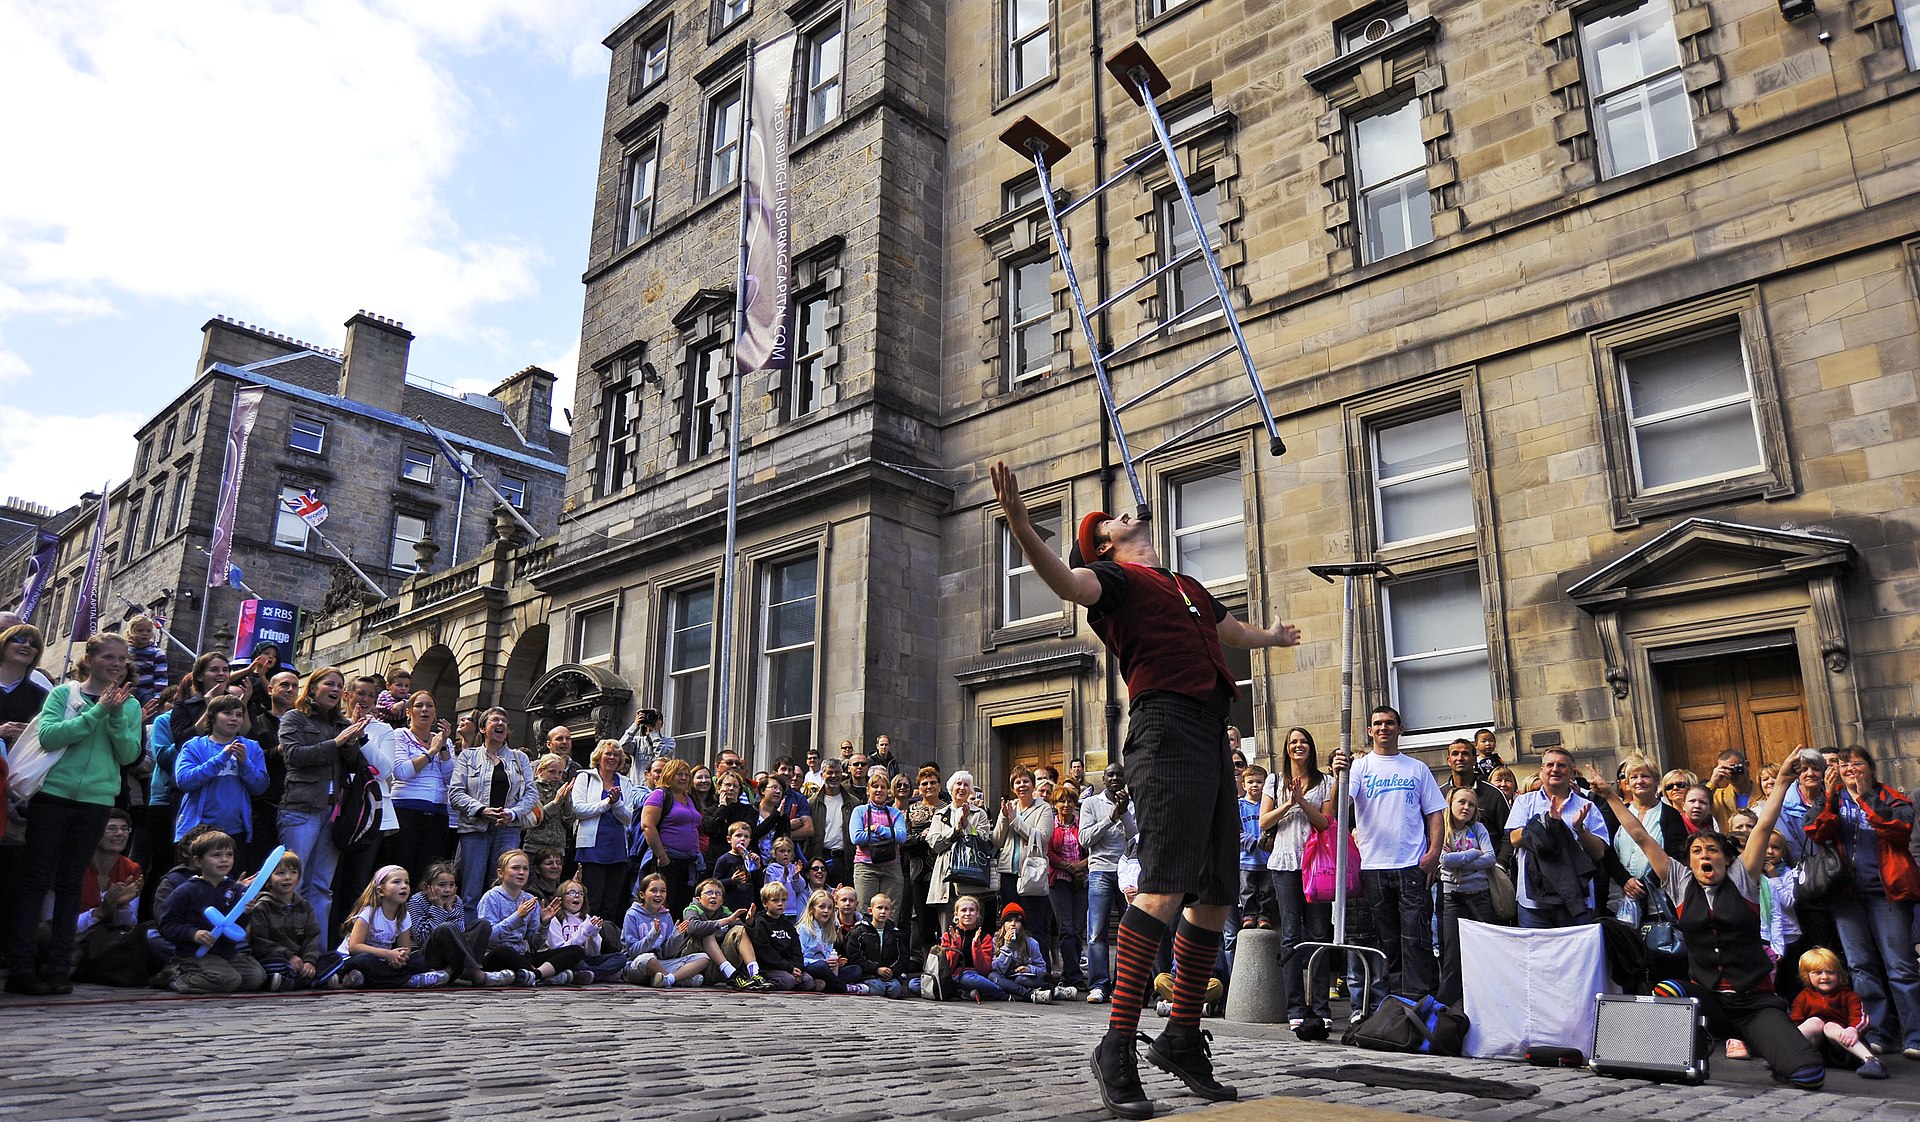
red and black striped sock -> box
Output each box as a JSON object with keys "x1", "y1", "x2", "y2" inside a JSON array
[
  {"x1": 1169, "y1": 921, "x2": 1223, "y2": 1029},
  {"x1": 1108, "y1": 906, "x2": 1168, "y2": 1038}
]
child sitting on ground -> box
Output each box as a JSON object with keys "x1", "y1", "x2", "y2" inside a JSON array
[
  {"x1": 478, "y1": 849, "x2": 580, "y2": 986},
  {"x1": 682, "y1": 877, "x2": 769, "y2": 990},
  {"x1": 158, "y1": 830, "x2": 266, "y2": 994},
  {"x1": 711, "y1": 821, "x2": 764, "y2": 914},
  {"x1": 941, "y1": 895, "x2": 1003, "y2": 1002},
  {"x1": 337, "y1": 865, "x2": 448, "y2": 989},
  {"x1": 990, "y1": 902, "x2": 1052, "y2": 1003},
  {"x1": 622, "y1": 872, "x2": 711, "y2": 987},
  {"x1": 797, "y1": 887, "x2": 856, "y2": 993},
  {"x1": 407, "y1": 859, "x2": 502, "y2": 986},
  {"x1": 1791, "y1": 947, "x2": 1885, "y2": 1078},
  {"x1": 246, "y1": 851, "x2": 328, "y2": 990},
  {"x1": 849, "y1": 890, "x2": 913, "y2": 998},
  {"x1": 548, "y1": 879, "x2": 626, "y2": 983},
  {"x1": 747, "y1": 882, "x2": 816, "y2": 991}
]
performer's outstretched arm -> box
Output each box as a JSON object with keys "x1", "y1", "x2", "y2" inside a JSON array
[
  {"x1": 1216, "y1": 614, "x2": 1301, "y2": 651},
  {"x1": 991, "y1": 461, "x2": 1101, "y2": 607}
]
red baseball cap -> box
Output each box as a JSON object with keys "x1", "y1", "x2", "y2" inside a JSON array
[{"x1": 1074, "y1": 510, "x2": 1110, "y2": 567}]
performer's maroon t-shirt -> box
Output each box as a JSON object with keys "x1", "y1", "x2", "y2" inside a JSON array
[{"x1": 1086, "y1": 560, "x2": 1237, "y2": 706}]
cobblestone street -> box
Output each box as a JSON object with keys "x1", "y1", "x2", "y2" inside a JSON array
[{"x1": 7, "y1": 984, "x2": 1920, "y2": 1121}]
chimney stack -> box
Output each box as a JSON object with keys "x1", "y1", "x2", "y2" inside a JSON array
[
  {"x1": 490, "y1": 365, "x2": 557, "y2": 443},
  {"x1": 339, "y1": 311, "x2": 413, "y2": 414}
]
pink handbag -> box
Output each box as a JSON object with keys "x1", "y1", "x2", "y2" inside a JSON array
[{"x1": 1301, "y1": 824, "x2": 1362, "y2": 903}]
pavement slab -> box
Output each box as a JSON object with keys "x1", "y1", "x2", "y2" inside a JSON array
[{"x1": 8, "y1": 984, "x2": 1920, "y2": 1120}]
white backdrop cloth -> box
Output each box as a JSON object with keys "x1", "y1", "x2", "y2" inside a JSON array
[{"x1": 1460, "y1": 919, "x2": 1614, "y2": 1059}]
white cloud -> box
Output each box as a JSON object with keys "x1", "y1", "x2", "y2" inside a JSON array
[
  {"x1": 0, "y1": 0, "x2": 623, "y2": 345},
  {"x1": 0, "y1": 404, "x2": 144, "y2": 508}
]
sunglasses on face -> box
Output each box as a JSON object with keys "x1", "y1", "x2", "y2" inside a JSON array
[{"x1": 1664, "y1": 783, "x2": 1687, "y2": 791}]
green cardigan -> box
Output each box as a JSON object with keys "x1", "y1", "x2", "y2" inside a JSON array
[{"x1": 37, "y1": 683, "x2": 142, "y2": 806}]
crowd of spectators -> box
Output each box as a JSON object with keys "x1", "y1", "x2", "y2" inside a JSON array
[{"x1": 4, "y1": 627, "x2": 1914, "y2": 1095}]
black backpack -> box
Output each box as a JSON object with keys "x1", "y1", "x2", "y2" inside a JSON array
[{"x1": 331, "y1": 761, "x2": 386, "y2": 852}]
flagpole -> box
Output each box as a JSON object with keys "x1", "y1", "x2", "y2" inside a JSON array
[
  {"x1": 715, "y1": 42, "x2": 760, "y2": 759},
  {"x1": 415, "y1": 417, "x2": 539, "y2": 540},
  {"x1": 307, "y1": 523, "x2": 389, "y2": 599},
  {"x1": 195, "y1": 547, "x2": 261, "y2": 599},
  {"x1": 64, "y1": 481, "x2": 110, "y2": 678}
]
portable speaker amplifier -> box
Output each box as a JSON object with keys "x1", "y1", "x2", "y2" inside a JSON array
[{"x1": 1589, "y1": 993, "x2": 1707, "y2": 1083}]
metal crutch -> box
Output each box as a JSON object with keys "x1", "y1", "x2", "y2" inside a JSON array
[{"x1": 1293, "y1": 562, "x2": 1392, "y2": 1027}]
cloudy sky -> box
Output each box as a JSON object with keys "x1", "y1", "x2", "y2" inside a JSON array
[{"x1": 0, "y1": 0, "x2": 636, "y2": 511}]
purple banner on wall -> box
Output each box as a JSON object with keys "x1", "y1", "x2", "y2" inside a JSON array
[
  {"x1": 734, "y1": 31, "x2": 796, "y2": 380},
  {"x1": 69, "y1": 486, "x2": 110, "y2": 640},
  {"x1": 208, "y1": 386, "x2": 265, "y2": 588},
  {"x1": 17, "y1": 530, "x2": 59, "y2": 623}
]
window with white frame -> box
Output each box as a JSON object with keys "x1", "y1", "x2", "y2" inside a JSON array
[
  {"x1": 620, "y1": 138, "x2": 660, "y2": 248},
  {"x1": 1901, "y1": 0, "x2": 1920, "y2": 69},
  {"x1": 1169, "y1": 468, "x2": 1246, "y2": 585},
  {"x1": 499, "y1": 475, "x2": 527, "y2": 509},
  {"x1": 666, "y1": 583, "x2": 715, "y2": 761},
  {"x1": 273, "y1": 485, "x2": 311, "y2": 550},
  {"x1": 1580, "y1": 0, "x2": 1694, "y2": 178},
  {"x1": 1004, "y1": 175, "x2": 1044, "y2": 212},
  {"x1": 389, "y1": 512, "x2": 428, "y2": 573},
  {"x1": 401, "y1": 449, "x2": 435, "y2": 484},
  {"x1": 143, "y1": 480, "x2": 165, "y2": 551},
  {"x1": 785, "y1": 295, "x2": 828, "y2": 421},
  {"x1": 1619, "y1": 325, "x2": 1762, "y2": 493},
  {"x1": 1006, "y1": 254, "x2": 1053, "y2": 384},
  {"x1": 122, "y1": 502, "x2": 142, "y2": 563},
  {"x1": 289, "y1": 417, "x2": 326, "y2": 454},
  {"x1": 714, "y1": 0, "x2": 749, "y2": 33},
  {"x1": 685, "y1": 340, "x2": 728, "y2": 461},
  {"x1": 631, "y1": 24, "x2": 670, "y2": 97},
  {"x1": 758, "y1": 554, "x2": 818, "y2": 760},
  {"x1": 1382, "y1": 567, "x2": 1493, "y2": 733},
  {"x1": 1006, "y1": 0, "x2": 1052, "y2": 94},
  {"x1": 574, "y1": 604, "x2": 615, "y2": 664},
  {"x1": 704, "y1": 82, "x2": 744, "y2": 194},
  {"x1": 802, "y1": 20, "x2": 843, "y2": 133},
  {"x1": 1160, "y1": 185, "x2": 1222, "y2": 319},
  {"x1": 599, "y1": 365, "x2": 641, "y2": 497},
  {"x1": 167, "y1": 467, "x2": 191, "y2": 536},
  {"x1": 999, "y1": 507, "x2": 1061, "y2": 627},
  {"x1": 1352, "y1": 98, "x2": 1433, "y2": 263},
  {"x1": 1372, "y1": 409, "x2": 1472, "y2": 546}
]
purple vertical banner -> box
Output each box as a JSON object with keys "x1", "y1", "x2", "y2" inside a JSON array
[
  {"x1": 69, "y1": 485, "x2": 110, "y2": 640},
  {"x1": 735, "y1": 31, "x2": 797, "y2": 382},
  {"x1": 17, "y1": 530, "x2": 59, "y2": 623},
  {"x1": 208, "y1": 386, "x2": 265, "y2": 588}
]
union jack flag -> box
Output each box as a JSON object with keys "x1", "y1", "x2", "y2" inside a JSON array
[{"x1": 280, "y1": 488, "x2": 329, "y2": 529}]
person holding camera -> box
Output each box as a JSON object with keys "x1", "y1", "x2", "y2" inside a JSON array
[{"x1": 1709, "y1": 749, "x2": 1757, "y2": 832}]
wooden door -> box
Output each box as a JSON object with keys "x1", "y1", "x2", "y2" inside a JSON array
[
  {"x1": 1658, "y1": 648, "x2": 1810, "y2": 777},
  {"x1": 996, "y1": 717, "x2": 1063, "y2": 799}
]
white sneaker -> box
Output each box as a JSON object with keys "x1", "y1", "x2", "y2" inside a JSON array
[
  {"x1": 1087, "y1": 987, "x2": 1107, "y2": 1004},
  {"x1": 483, "y1": 970, "x2": 515, "y2": 986},
  {"x1": 1054, "y1": 985, "x2": 1078, "y2": 1001},
  {"x1": 407, "y1": 970, "x2": 450, "y2": 988},
  {"x1": 1030, "y1": 988, "x2": 1052, "y2": 1004}
]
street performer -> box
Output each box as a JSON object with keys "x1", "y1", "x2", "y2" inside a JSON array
[{"x1": 991, "y1": 461, "x2": 1302, "y2": 1120}]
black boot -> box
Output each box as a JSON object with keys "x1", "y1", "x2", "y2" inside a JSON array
[
  {"x1": 1091, "y1": 1030, "x2": 1155, "y2": 1120},
  {"x1": 1147, "y1": 1024, "x2": 1238, "y2": 1101}
]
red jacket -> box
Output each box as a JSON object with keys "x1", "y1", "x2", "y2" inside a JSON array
[
  {"x1": 942, "y1": 924, "x2": 995, "y2": 975},
  {"x1": 1807, "y1": 784, "x2": 1920, "y2": 902},
  {"x1": 1790, "y1": 987, "x2": 1866, "y2": 1031}
]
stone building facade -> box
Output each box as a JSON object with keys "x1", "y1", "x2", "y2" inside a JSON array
[
  {"x1": 6, "y1": 313, "x2": 568, "y2": 682},
  {"x1": 307, "y1": 0, "x2": 1920, "y2": 792}
]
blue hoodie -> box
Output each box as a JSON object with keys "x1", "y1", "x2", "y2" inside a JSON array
[{"x1": 173, "y1": 735, "x2": 268, "y2": 842}]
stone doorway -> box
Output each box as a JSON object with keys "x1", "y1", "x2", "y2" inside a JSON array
[{"x1": 1654, "y1": 642, "x2": 1811, "y2": 778}]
